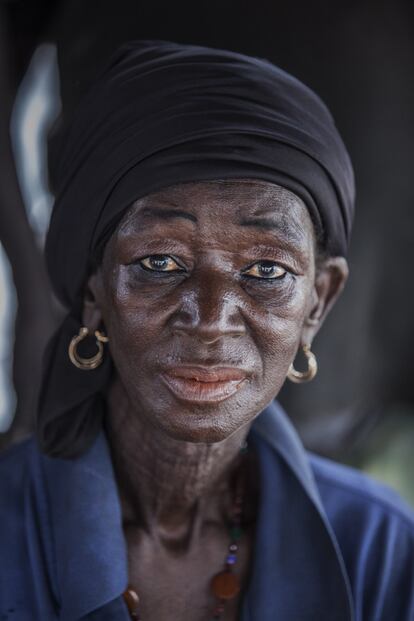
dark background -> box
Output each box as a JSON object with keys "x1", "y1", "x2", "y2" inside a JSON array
[{"x1": 1, "y1": 0, "x2": 413, "y2": 486}]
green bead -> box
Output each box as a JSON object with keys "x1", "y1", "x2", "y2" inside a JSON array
[{"x1": 230, "y1": 526, "x2": 243, "y2": 540}]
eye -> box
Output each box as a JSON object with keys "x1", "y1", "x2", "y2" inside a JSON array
[
  {"x1": 139, "y1": 255, "x2": 183, "y2": 272},
  {"x1": 242, "y1": 260, "x2": 287, "y2": 280}
]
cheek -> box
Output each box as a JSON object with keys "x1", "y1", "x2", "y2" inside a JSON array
[
  {"x1": 251, "y1": 279, "x2": 314, "y2": 382},
  {"x1": 100, "y1": 270, "x2": 163, "y2": 371},
  {"x1": 255, "y1": 317, "x2": 300, "y2": 391}
]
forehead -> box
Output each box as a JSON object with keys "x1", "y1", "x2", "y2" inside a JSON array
[{"x1": 117, "y1": 179, "x2": 315, "y2": 243}]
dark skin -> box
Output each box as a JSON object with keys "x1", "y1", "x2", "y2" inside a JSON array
[{"x1": 82, "y1": 179, "x2": 348, "y2": 620}]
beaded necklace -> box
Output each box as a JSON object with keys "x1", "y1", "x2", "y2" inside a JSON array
[{"x1": 122, "y1": 443, "x2": 249, "y2": 620}]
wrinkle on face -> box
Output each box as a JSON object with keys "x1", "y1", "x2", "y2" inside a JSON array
[
  {"x1": 98, "y1": 179, "x2": 317, "y2": 446},
  {"x1": 117, "y1": 180, "x2": 313, "y2": 253}
]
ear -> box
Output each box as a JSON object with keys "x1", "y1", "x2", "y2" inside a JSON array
[
  {"x1": 301, "y1": 256, "x2": 349, "y2": 346},
  {"x1": 82, "y1": 271, "x2": 105, "y2": 332}
]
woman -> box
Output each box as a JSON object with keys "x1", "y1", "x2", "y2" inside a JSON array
[{"x1": 1, "y1": 40, "x2": 414, "y2": 621}]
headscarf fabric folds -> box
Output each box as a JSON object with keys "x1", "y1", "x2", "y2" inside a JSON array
[{"x1": 38, "y1": 40, "x2": 355, "y2": 457}]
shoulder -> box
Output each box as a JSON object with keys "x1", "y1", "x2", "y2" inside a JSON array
[
  {"x1": 309, "y1": 452, "x2": 414, "y2": 529},
  {"x1": 0, "y1": 435, "x2": 38, "y2": 524},
  {"x1": 0, "y1": 435, "x2": 46, "y2": 543},
  {"x1": 0, "y1": 435, "x2": 34, "y2": 463},
  {"x1": 309, "y1": 453, "x2": 414, "y2": 620},
  {"x1": 0, "y1": 437, "x2": 59, "y2": 618},
  {"x1": 0, "y1": 434, "x2": 39, "y2": 474},
  {"x1": 0, "y1": 435, "x2": 36, "y2": 483}
]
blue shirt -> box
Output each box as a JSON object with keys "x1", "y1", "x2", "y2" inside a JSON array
[{"x1": 1, "y1": 402, "x2": 414, "y2": 620}]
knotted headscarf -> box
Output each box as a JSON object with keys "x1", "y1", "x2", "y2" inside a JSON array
[{"x1": 38, "y1": 39, "x2": 355, "y2": 457}]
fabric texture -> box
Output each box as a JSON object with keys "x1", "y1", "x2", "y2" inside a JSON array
[
  {"x1": 38, "y1": 39, "x2": 355, "y2": 457},
  {"x1": 2, "y1": 402, "x2": 414, "y2": 620}
]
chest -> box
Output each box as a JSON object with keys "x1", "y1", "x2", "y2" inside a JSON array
[{"x1": 123, "y1": 527, "x2": 254, "y2": 621}]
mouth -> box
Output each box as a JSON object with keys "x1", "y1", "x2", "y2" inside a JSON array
[{"x1": 160, "y1": 366, "x2": 249, "y2": 404}]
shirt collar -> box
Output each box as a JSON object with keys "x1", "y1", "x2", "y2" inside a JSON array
[
  {"x1": 244, "y1": 403, "x2": 354, "y2": 621},
  {"x1": 41, "y1": 401, "x2": 354, "y2": 620}
]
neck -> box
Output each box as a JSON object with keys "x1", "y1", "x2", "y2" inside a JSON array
[{"x1": 105, "y1": 378, "x2": 252, "y2": 546}]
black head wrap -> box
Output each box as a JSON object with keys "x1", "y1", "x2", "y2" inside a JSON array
[{"x1": 38, "y1": 39, "x2": 355, "y2": 457}]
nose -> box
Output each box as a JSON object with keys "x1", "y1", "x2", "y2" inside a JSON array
[{"x1": 170, "y1": 270, "x2": 246, "y2": 344}]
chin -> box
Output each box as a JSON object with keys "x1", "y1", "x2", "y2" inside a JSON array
[{"x1": 155, "y1": 409, "x2": 249, "y2": 444}]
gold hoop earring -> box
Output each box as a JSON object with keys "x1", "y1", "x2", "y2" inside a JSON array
[
  {"x1": 68, "y1": 327, "x2": 109, "y2": 370},
  {"x1": 287, "y1": 344, "x2": 318, "y2": 383}
]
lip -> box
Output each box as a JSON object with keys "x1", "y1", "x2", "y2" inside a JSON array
[{"x1": 160, "y1": 366, "x2": 248, "y2": 403}]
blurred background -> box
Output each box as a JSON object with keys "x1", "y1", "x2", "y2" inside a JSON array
[{"x1": 1, "y1": 0, "x2": 413, "y2": 503}]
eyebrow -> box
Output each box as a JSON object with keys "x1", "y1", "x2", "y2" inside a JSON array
[
  {"x1": 141, "y1": 207, "x2": 197, "y2": 223},
  {"x1": 239, "y1": 216, "x2": 304, "y2": 242},
  {"x1": 139, "y1": 206, "x2": 305, "y2": 243}
]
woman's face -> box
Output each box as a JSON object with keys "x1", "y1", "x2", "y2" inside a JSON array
[{"x1": 87, "y1": 179, "x2": 347, "y2": 442}]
